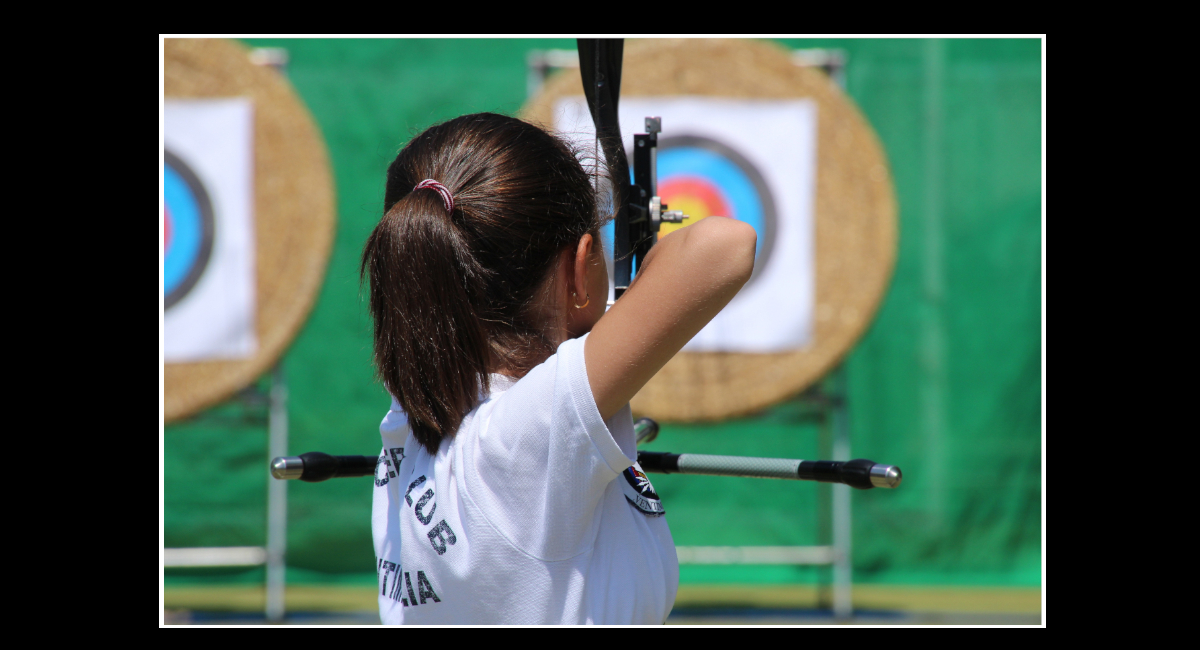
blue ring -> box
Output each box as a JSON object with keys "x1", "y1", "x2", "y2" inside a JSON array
[{"x1": 163, "y1": 150, "x2": 215, "y2": 309}]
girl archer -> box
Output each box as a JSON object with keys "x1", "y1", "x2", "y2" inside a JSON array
[{"x1": 363, "y1": 112, "x2": 755, "y2": 624}]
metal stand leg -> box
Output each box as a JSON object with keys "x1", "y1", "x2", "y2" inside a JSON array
[
  {"x1": 250, "y1": 46, "x2": 292, "y2": 621},
  {"x1": 816, "y1": 402, "x2": 832, "y2": 611},
  {"x1": 266, "y1": 363, "x2": 288, "y2": 622},
  {"x1": 831, "y1": 366, "x2": 853, "y2": 621}
]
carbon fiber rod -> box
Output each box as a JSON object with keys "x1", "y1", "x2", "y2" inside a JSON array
[
  {"x1": 632, "y1": 418, "x2": 901, "y2": 489},
  {"x1": 635, "y1": 451, "x2": 901, "y2": 489}
]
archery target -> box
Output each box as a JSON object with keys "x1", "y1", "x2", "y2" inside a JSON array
[
  {"x1": 524, "y1": 39, "x2": 898, "y2": 422},
  {"x1": 163, "y1": 149, "x2": 214, "y2": 309},
  {"x1": 163, "y1": 39, "x2": 335, "y2": 424}
]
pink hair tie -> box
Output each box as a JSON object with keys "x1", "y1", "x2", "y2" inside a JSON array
[{"x1": 414, "y1": 179, "x2": 454, "y2": 214}]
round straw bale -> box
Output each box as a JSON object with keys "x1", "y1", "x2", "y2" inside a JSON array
[{"x1": 164, "y1": 38, "x2": 335, "y2": 423}]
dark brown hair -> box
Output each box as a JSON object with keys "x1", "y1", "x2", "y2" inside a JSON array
[{"x1": 361, "y1": 113, "x2": 601, "y2": 454}]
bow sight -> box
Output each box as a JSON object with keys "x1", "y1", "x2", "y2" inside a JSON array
[{"x1": 632, "y1": 117, "x2": 690, "y2": 277}]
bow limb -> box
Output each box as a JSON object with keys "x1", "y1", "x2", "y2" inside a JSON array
[{"x1": 578, "y1": 39, "x2": 634, "y2": 299}]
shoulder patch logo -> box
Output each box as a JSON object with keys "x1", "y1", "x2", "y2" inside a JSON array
[{"x1": 621, "y1": 462, "x2": 665, "y2": 516}]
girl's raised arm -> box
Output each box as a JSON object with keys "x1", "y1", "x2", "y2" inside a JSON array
[{"x1": 584, "y1": 217, "x2": 757, "y2": 420}]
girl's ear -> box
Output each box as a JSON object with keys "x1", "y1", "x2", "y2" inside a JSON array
[{"x1": 572, "y1": 233, "x2": 594, "y2": 306}]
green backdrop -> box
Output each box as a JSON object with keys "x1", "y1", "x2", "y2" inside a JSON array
[{"x1": 163, "y1": 38, "x2": 1042, "y2": 587}]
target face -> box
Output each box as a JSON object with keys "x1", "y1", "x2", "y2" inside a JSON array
[
  {"x1": 163, "y1": 149, "x2": 214, "y2": 309},
  {"x1": 655, "y1": 135, "x2": 777, "y2": 285}
]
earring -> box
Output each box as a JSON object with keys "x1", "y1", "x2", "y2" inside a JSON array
[{"x1": 573, "y1": 293, "x2": 590, "y2": 309}]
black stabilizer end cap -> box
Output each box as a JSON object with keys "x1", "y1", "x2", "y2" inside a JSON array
[
  {"x1": 636, "y1": 451, "x2": 680, "y2": 474},
  {"x1": 298, "y1": 452, "x2": 337, "y2": 482},
  {"x1": 342, "y1": 455, "x2": 380, "y2": 478},
  {"x1": 840, "y1": 459, "x2": 877, "y2": 490}
]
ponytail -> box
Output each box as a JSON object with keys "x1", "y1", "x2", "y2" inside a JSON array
[
  {"x1": 362, "y1": 189, "x2": 490, "y2": 453},
  {"x1": 362, "y1": 113, "x2": 601, "y2": 454}
]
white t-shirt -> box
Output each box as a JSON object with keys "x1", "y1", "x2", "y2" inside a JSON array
[{"x1": 371, "y1": 333, "x2": 679, "y2": 624}]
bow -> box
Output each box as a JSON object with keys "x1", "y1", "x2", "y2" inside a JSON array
[{"x1": 576, "y1": 39, "x2": 686, "y2": 301}]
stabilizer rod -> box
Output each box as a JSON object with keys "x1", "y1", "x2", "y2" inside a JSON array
[{"x1": 269, "y1": 419, "x2": 901, "y2": 489}]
